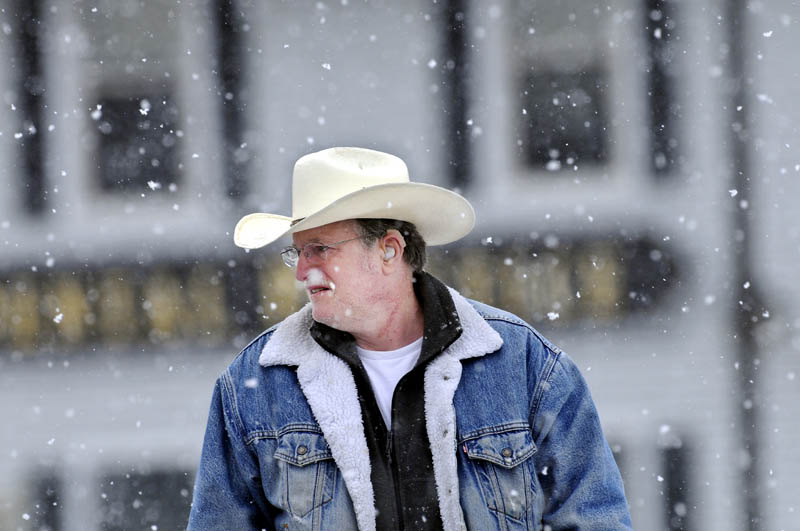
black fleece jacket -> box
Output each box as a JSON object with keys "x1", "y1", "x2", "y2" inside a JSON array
[{"x1": 309, "y1": 271, "x2": 463, "y2": 531}]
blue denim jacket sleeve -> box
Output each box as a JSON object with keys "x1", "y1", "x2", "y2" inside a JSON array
[
  {"x1": 187, "y1": 373, "x2": 273, "y2": 530},
  {"x1": 532, "y1": 352, "x2": 632, "y2": 530}
]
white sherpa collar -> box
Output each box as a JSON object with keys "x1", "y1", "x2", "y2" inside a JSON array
[
  {"x1": 258, "y1": 287, "x2": 503, "y2": 531},
  {"x1": 423, "y1": 288, "x2": 503, "y2": 531}
]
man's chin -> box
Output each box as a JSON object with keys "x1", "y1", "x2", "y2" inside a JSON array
[
  {"x1": 310, "y1": 305, "x2": 333, "y2": 326},
  {"x1": 310, "y1": 305, "x2": 350, "y2": 331}
]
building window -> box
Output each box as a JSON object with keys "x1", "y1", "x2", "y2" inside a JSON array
[
  {"x1": 99, "y1": 469, "x2": 193, "y2": 531},
  {"x1": 661, "y1": 443, "x2": 693, "y2": 530},
  {"x1": 94, "y1": 93, "x2": 182, "y2": 192},
  {"x1": 520, "y1": 69, "x2": 609, "y2": 171},
  {"x1": 440, "y1": 0, "x2": 471, "y2": 189},
  {"x1": 214, "y1": 0, "x2": 250, "y2": 198},
  {"x1": 513, "y1": 0, "x2": 611, "y2": 173},
  {"x1": 28, "y1": 470, "x2": 62, "y2": 531},
  {"x1": 426, "y1": 234, "x2": 677, "y2": 326},
  {"x1": 0, "y1": 258, "x2": 304, "y2": 354},
  {"x1": 0, "y1": 274, "x2": 41, "y2": 350},
  {"x1": 644, "y1": 0, "x2": 681, "y2": 175},
  {"x1": 76, "y1": 1, "x2": 188, "y2": 194},
  {"x1": 10, "y1": 0, "x2": 46, "y2": 212}
]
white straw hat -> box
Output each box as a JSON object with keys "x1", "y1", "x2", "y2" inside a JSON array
[{"x1": 233, "y1": 147, "x2": 475, "y2": 249}]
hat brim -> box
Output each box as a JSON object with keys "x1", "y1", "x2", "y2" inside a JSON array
[{"x1": 234, "y1": 182, "x2": 475, "y2": 249}]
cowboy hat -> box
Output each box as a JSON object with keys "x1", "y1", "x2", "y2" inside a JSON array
[{"x1": 233, "y1": 147, "x2": 475, "y2": 249}]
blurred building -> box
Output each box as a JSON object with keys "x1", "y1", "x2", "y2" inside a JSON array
[{"x1": 0, "y1": 1, "x2": 798, "y2": 530}]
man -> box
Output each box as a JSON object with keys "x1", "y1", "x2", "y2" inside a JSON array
[{"x1": 188, "y1": 147, "x2": 632, "y2": 530}]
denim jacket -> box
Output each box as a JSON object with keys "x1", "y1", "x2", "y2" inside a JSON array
[{"x1": 188, "y1": 286, "x2": 632, "y2": 530}]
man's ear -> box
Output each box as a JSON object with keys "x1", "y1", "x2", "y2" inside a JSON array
[{"x1": 380, "y1": 229, "x2": 406, "y2": 265}]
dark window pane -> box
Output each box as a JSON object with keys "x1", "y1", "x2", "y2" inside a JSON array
[
  {"x1": 11, "y1": 0, "x2": 46, "y2": 212},
  {"x1": 29, "y1": 471, "x2": 62, "y2": 531},
  {"x1": 95, "y1": 94, "x2": 181, "y2": 192},
  {"x1": 662, "y1": 444, "x2": 693, "y2": 530},
  {"x1": 520, "y1": 69, "x2": 609, "y2": 171},
  {"x1": 441, "y1": 0, "x2": 471, "y2": 189},
  {"x1": 215, "y1": 0, "x2": 249, "y2": 198},
  {"x1": 622, "y1": 238, "x2": 678, "y2": 312},
  {"x1": 99, "y1": 469, "x2": 193, "y2": 531},
  {"x1": 645, "y1": 0, "x2": 681, "y2": 175}
]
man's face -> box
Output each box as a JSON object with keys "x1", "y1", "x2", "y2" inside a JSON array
[{"x1": 292, "y1": 220, "x2": 383, "y2": 332}]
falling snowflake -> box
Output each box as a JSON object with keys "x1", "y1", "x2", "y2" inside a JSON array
[{"x1": 139, "y1": 99, "x2": 151, "y2": 116}]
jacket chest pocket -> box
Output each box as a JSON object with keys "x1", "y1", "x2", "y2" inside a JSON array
[
  {"x1": 462, "y1": 428, "x2": 537, "y2": 524},
  {"x1": 273, "y1": 431, "x2": 337, "y2": 519}
]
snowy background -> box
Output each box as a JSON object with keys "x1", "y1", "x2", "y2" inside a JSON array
[{"x1": 1, "y1": 0, "x2": 798, "y2": 529}]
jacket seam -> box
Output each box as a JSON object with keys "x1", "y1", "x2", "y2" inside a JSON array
[
  {"x1": 230, "y1": 327, "x2": 276, "y2": 367},
  {"x1": 245, "y1": 423, "x2": 325, "y2": 445},
  {"x1": 528, "y1": 349, "x2": 561, "y2": 427},
  {"x1": 480, "y1": 314, "x2": 562, "y2": 355},
  {"x1": 220, "y1": 328, "x2": 277, "y2": 445},
  {"x1": 457, "y1": 421, "x2": 531, "y2": 442},
  {"x1": 219, "y1": 369, "x2": 248, "y2": 441}
]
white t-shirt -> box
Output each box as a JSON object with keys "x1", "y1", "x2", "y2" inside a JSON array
[{"x1": 356, "y1": 337, "x2": 423, "y2": 429}]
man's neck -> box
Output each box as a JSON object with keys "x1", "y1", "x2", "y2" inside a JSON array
[
  {"x1": 352, "y1": 281, "x2": 424, "y2": 351},
  {"x1": 309, "y1": 271, "x2": 463, "y2": 366}
]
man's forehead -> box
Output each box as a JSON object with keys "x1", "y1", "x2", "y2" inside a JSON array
[{"x1": 292, "y1": 220, "x2": 357, "y2": 243}]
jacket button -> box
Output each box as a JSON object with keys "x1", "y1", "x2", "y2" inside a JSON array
[
  {"x1": 297, "y1": 445, "x2": 308, "y2": 455},
  {"x1": 501, "y1": 447, "x2": 513, "y2": 458}
]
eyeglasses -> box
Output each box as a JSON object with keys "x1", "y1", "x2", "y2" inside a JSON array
[{"x1": 280, "y1": 237, "x2": 362, "y2": 268}]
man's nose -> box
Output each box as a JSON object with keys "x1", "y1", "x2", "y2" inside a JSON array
[{"x1": 294, "y1": 252, "x2": 310, "y2": 282}]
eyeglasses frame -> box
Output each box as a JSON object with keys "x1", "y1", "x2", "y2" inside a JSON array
[{"x1": 280, "y1": 236, "x2": 363, "y2": 268}]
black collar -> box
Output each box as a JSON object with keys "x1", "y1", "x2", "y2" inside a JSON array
[{"x1": 309, "y1": 271, "x2": 463, "y2": 367}]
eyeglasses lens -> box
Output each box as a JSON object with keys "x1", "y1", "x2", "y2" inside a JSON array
[
  {"x1": 281, "y1": 248, "x2": 299, "y2": 268},
  {"x1": 305, "y1": 244, "x2": 327, "y2": 262}
]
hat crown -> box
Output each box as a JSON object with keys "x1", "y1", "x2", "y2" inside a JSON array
[
  {"x1": 234, "y1": 146, "x2": 475, "y2": 250},
  {"x1": 292, "y1": 147, "x2": 409, "y2": 219}
]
